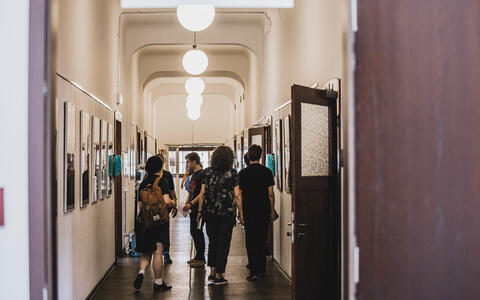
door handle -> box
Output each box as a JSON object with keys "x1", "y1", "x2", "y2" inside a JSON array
[
  {"x1": 287, "y1": 232, "x2": 292, "y2": 236},
  {"x1": 287, "y1": 222, "x2": 292, "y2": 226}
]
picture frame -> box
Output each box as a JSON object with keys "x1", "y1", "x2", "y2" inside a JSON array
[
  {"x1": 130, "y1": 138, "x2": 136, "y2": 179},
  {"x1": 283, "y1": 115, "x2": 292, "y2": 193},
  {"x1": 123, "y1": 151, "x2": 130, "y2": 191},
  {"x1": 80, "y1": 110, "x2": 91, "y2": 207},
  {"x1": 92, "y1": 116, "x2": 100, "y2": 203},
  {"x1": 100, "y1": 120, "x2": 108, "y2": 200},
  {"x1": 64, "y1": 102, "x2": 76, "y2": 213},
  {"x1": 107, "y1": 122, "x2": 113, "y2": 197},
  {"x1": 274, "y1": 119, "x2": 283, "y2": 191}
]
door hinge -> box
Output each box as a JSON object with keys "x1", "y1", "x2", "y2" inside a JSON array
[
  {"x1": 354, "y1": 246, "x2": 360, "y2": 284},
  {"x1": 340, "y1": 149, "x2": 344, "y2": 168}
]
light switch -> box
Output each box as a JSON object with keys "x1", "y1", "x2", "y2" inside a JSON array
[{"x1": 0, "y1": 188, "x2": 4, "y2": 226}]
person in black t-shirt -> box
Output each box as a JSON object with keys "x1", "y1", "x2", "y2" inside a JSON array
[
  {"x1": 239, "y1": 144, "x2": 276, "y2": 281},
  {"x1": 156, "y1": 154, "x2": 178, "y2": 264},
  {"x1": 133, "y1": 156, "x2": 175, "y2": 292},
  {"x1": 182, "y1": 152, "x2": 206, "y2": 267}
]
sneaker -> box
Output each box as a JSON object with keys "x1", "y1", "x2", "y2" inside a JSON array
[
  {"x1": 246, "y1": 274, "x2": 258, "y2": 281},
  {"x1": 189, "y1": 260, "x2": 206, "y2": 268},
  {"x1": 257, "y1": 272, "x2": 266, "y2": 277},
  {"x1": 213, "y1": 277, "x2": 228, "y2": 285},
  {"x1": 164, "y1": 256, "x2": 173, "y2": 264},
  {"x1": 187, "y1": 258, "x2": 199, "y2": 264},
  {"x1": 153, "y1": 282, "x2": 172, "y2": 292},
  {"x1": 133, "y1": 273, "x2": 144, "y2": 290},
  {"x1": 208, "y1": 275, "x2": 216, "y2": 282}
]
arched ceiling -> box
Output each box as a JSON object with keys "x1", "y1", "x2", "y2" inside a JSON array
[{"x1": 120, "y1": 10, "x2": 266, "y2": 62}]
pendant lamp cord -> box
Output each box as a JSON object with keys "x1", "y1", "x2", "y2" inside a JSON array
[{"x1": 193, "y1": 32, "x2": 197, "y2": 49}]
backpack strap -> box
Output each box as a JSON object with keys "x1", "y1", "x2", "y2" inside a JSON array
[{"x1": 153, "y1": 176, "x2": 161, "y2": 187}]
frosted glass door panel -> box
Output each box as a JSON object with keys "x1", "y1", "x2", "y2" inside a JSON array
[{"x1": 301, "y1": 103, "x2": 330, "y2": 177}]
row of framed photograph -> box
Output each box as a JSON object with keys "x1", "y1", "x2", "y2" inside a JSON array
[{"x1": 64, "y1": 102, "x2": 114, "y2": 213}]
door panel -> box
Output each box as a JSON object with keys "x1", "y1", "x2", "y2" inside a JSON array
[{"x1": 291, "y1": 84, "x2": 340, "y2": 300}]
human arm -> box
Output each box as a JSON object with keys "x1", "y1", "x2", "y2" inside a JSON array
[
  {"x1": 195, "y1": 184, "x2": 206, "y2": 222},
  {"x1": 234, "y1": 185, "x2": 244, "y2": 224},
  {"x1": 170, "y1": 190, "x2": 178, "y2": 217},
  {"x1": 181, "y1": 172, "x2": 188, "y2": 188},
  {"x1": 186, "y1": 184, "x2": 204, "y2": 212},
  {"x1": 268, "y1": 186, "x2": 275, "y2": 222}
]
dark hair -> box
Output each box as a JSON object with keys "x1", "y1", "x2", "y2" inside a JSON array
[
  {"x1": 185, "y1": 152, "x2": 201, "y2": 165},
  {"x1": 156, "y1": 153, "x2": 165, "y2": 163},
  {"x1": 247, "y1": 144, "x2": 262, "y2": 162},
  {"x1": 211, "y1": 146, "x2": 234, "y2": 171},
  {"x1": 244, "y1": 153, "x2": 251, "y2": 166},
  {"x1": 145, "y1": 155, "x2": 163, "y2": 174}
]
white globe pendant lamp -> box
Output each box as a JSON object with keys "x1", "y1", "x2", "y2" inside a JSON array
[
  {"x1": 186, "y1": 94, "x2": 204, "y2": 107},
  {"x1": 187, "y1": 108, "x2": 201, "y2": 120},
  {"x1": 177, "y1": 4, "x2": 215, "y2": 32},
  {"x1": 185, "y1": 77, "x2": 205, "y2": 94},
  {"x1": 183, "y1": 49, "x2": 208, "y2": 75}
]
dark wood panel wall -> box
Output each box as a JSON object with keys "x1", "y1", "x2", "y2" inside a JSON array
[{"x1": 355, "y1": 1, "x2": 480, "y2": 299}]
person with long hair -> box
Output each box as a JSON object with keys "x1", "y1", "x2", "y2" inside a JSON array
[
  {"x1": 133, "y1": 156, "x2": 176, "y2": 292},
  {"x1": 197, "y1": 146, "x2": 244, "y2": 285}
]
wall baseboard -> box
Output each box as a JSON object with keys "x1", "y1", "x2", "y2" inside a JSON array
[
  {"x1": 273, "y1": 258, "x2": 292, "y2": 285},
  {"x1": 85, "y1": 262, "x2": 117, "y2": 300}
]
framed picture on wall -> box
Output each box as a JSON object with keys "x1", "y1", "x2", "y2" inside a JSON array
[
  {"x1": 283, "y1": 115, "x2": 292, "y2": 193},
  {"x1": 92, "y1": 116, "x2": 100, "y2": 203},
  {"x1": 274, "y1": 119, "x2": 283, "y2": 191},
  {"x1": 80, "y1": 111, "x2": 91, "y2": 207},
  {"x1": 99, "y1": 120, "x2": 107, "y2": 199},
  {"x1": 130, "y1": 138, "x2": 136, "y2": 179},
  {"x1": 123, "y1": 151, "x2": 130, "y2": 191},
  {"x1": 107, "y1": 122, "x2": 113, "y2": 197},
  {"x1": 64, "y1": 102, "x2": 76, "y2": 213}
]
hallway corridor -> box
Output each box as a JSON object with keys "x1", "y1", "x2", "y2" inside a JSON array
[{"x1": 93, "y1": 217, "x2": 291, "y2": 299}]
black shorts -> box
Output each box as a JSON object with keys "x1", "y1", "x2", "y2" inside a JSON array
[{"x1": 136, "y1": 221, "x2": 170, "y2": 253}]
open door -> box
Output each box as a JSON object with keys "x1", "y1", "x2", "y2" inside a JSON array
[{"x1": 291, "y1": 84, "x2": 340, "y2": 300}]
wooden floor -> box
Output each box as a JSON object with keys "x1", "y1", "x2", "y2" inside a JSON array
[{"x1": 93, "y1": 216, "x2": 291, "y2": 300}]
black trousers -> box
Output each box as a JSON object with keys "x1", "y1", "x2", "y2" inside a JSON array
[
  {"x1": 244, "y1": 220, "x2": 268, "y2": 274},
  {"x1": 206, "y1": 215, "x2": 235, "y2": 274},
  {"x1": 190, "y1": 211, "x2": 205, "y2": 260}
]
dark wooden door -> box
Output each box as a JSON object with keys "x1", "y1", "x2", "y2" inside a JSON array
[
  {"x1": 355, "y1": 1, "x2": 480, "y2": 299},
  {"x1": 114, "y1": 120, "x2": 123, "y2": 258},
  {"x1": 291, "y1": 84, "x2": 340, "y2": 300}
]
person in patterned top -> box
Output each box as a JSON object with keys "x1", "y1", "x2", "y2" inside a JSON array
[{"x1": 197, "y1": 146, "x2": 244, "y2": 285}]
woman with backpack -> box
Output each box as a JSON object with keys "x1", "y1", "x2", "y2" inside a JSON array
[
  {"x1": 133, "y1": 155, "x2": 176, "y2": 292},
  {"x1": 197, "y1": 146, "x2": 244, "y2": 285}
]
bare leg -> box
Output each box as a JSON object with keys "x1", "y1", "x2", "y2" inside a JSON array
[
  {"x1": 140, "y1": 253, "x2": 153, "y2": 271},
  {"x1": 152, "y1": 242, "x2": 164, "y2": 279}
]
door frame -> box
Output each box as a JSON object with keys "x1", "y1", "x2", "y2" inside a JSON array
[{"x1": 29, "y1": 0, "x2": 57, "y2": 299}]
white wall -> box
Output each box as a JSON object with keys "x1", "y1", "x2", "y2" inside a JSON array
[
  {"x1": 0, "y1": 1, "x2": 30, "y2": 299},
  {"x1": 55, "y1": 1, "x2": 134, "y2": 299},
  {"x1": 56, "y1": 78, "x2": 116, "y2": 300}
]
